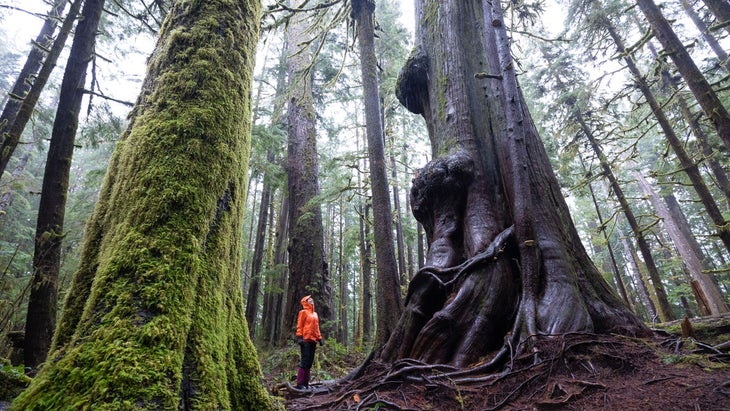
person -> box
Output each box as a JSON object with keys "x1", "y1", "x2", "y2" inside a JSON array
[{"x1": 295, "y1": 295, "x2": 323, "y2": 389}]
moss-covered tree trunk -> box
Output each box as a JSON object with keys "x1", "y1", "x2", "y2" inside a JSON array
[
  {"x1": 12, "y1": 0, "x2": 278, "y2": 409},
  {"x1": 380, "y1": 0, "x2": 648, "y2": 367},
  {"x1": 282, "y1": 0, "x2": 334, "y2": 340}
]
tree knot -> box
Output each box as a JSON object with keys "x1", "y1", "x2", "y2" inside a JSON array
[{"x1": 396, "y1": 45, "x2": 429, "y2": 114}]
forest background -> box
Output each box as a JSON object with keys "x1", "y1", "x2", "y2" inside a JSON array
[{"x1": 0, "y1": 0, "x2": 729, "y2": 399}]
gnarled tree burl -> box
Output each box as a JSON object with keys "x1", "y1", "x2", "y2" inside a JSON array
[{"x1": 378, "y1": 0, "x2": 648, "y2": 369}]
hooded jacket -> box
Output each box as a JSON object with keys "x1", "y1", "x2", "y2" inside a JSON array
[{"x1": 296, "y1": 295, "x2": 322, "y2": 343}]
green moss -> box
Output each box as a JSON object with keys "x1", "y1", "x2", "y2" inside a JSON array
[
  {"x1": 0, "y1": 361, "x2": 30, "y2": 402},
  {"x1": 12, "y1": 0, "x2": 279, "y2": 410}
]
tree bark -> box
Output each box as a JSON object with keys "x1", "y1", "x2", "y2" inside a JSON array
[
  {"x1": 0, "y1": 0, "x2": 67, "y2": 148},
  {"x1": 283, "y1": 0, "x2": 334, "y2": 340},
  {"x1": 380, "y1": 0, "x2": 648, "y2": 367},
  {"x1": 647, "y1": 184, "x2": 729, "y2": 314},
  {"x1": 680, "y1": 0, "x2": 730, "y2": 72},
  {"x1": 352, "y1": 0, "x2": 403, "y2": 348},
  {"x1": 12, "y1": 0, "x2": 276, "y2": 408},
  {"x1": 702, "y1": 0, "x2": 730, "y2": 36},
  {"x1": 0, "y1": 0, "x2": 82, "y2": 178},
  {"x1": 605, "y1": 20, "x2": 730, "y2": 253},
  {"x1": 244, "y1": 162, "x2": 273, "y2": 338},
  {"x1": 636, "y1": 0, "x2": 730, "y2": 151},
  {"x1": 576, "y1": 113, "x2": 675, "y2": 321},
  {"x1": 24, "y1": 0, "x2": 104, "y2": 370}
]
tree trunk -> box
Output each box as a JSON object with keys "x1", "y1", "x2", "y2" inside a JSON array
[
  {"x1": 605, "y1": 20, "x2": 730, "y2": 253},
  {"x1": 0, "y1": 0, "x2": 67, "y2": 147},
  {"x1": 268, "y1": 193, "x2": 290, "y2": 345},
  {"x1": 576, "y1": 114, "x2": 675, "y2": 321},
  {"x1": 619, "y1": 231, "x2": 658, "y2": 321},
  {"x1": 352, "y1": 0, "x2": 403, "y2": 348},
  {"x1": 283, "y1": 0, "x2": 333, "y2": 340},
  {"x1": 581, "y1": 157, "x2": 631, "y2": 307},
  {"x1": 702, "y1": 0, "x2": 730, "y2": 36},
  {"x1": 656, "y1": 187, "x2": 729, "y2": 314},
  {"x1": 24, "y1": 0, "x2": 104, "y2": 370},
  {"x1": 12, "y1": 0, "x2": 276, "y2": 408},
  {"x1": 636, "y1": 0, "x2": 730, "y2": 151},
  {"x1": 337, "y1": 198, "x2": 348, "y2": 343},
  {"x1": 244, "y1": 162, "x2": 273, "y2": 338},
  {"x1": 0, "y1": 149, "x2": 31, "y2": 217},
  {"x1": 0, "y1": 0, "x2": 82, "y2": 178},
  {"x1": 680, "y1": 0, "x2": 730, "y2": 73},
  {"x1": 379, "y1": 0, "x2": 647, "y2": 367},
  {"x1": 390, "y1": 138, "x2": 407, "y2": 286}
]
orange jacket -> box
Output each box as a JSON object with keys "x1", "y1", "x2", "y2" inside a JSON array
[{"x1": 296, "y1": 295, "x2": 322, "y2": 342}]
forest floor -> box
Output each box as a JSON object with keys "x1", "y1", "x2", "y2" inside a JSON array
[{"x1": 272, "y1": 314, "x2": 730, "y2": 410}]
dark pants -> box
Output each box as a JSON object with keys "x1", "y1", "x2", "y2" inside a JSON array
[{"x1": 299, "y1": 341, "x2": 317, "y2": 369}]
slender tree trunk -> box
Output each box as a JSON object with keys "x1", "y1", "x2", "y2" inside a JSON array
[
  {"x1": 271, "y1": 194, "x2": 290, "y2": 345},
  {"x1": 680, "y1": 0, "x2": 730, "y2": 72},
  {"x1": 352, "y1": 0, "x2": 403, "y2": 348},
  {"x1": 0, "y1": 0, "x2": 82, "y2": 178},
  {"x1": 619, "y1": 232, "x2": 658, "y2": 321},
  {"x1": 0, "y1": 149, "x2": 31, "y2": 217},
  {"x1": 338, "y1": 198, "x2": 348, "y2": 343},
  {"x1": 636, "y1": 0, "x2": 730, "y2": 151},
  {"x1": 245, "y1": 162, "x2": 273, "y2": 338},
  {"x1": 576, "y1": 114, "x2": 675, "y2": 321},
  {"x1": 635, "y1": 173, "x2": 728, "y2": 314},
  {"x1": 702, "y1": 0, "x2": 730, "y2": 36},
  {"x1": 581, "y1": 157, "x2": 631, "y2": 307},
  {"x1": 13, "y1": 0, "x2": 276, "y2": 408},
  {"x1": 0, "y1": 0, "x2": 67, "y2": 144},
  {"x1": 605, "y1": 20, "x2": 730, "y2": 253},
  {"x1": 24, "y1": 0, "x2": 105, "y2": 370},
  {"x1": 390, "y1": 138, "x2": 407, "y2": 286}
]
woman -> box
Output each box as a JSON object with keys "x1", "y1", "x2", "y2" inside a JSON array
[{"x1": 295, "y1": 295, "x2": 323, "y2": 389}]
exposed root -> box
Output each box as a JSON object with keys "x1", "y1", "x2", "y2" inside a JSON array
[{"x1": 405, "y1": 225, "x2": 514, "y2": 306}]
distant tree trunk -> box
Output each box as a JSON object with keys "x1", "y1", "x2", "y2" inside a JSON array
[
  {"x1": 680, "y1": 0, "x2": 730, "y2": 72},
  {"x1": 405, "y1": 189, "x2": 415, "y2": 280},
  {"x1": 581, "y1": 157, "x2": 631, "y2": 307},
  {"x1": 636, "y1": 0, "x2": 730, "y2": 151},
  {"x1": 337, "y1": 198, "x2": 348, "y2": 343},
  {"x1": 645, "y1": 42, "x2": 730, "y2": 208},
  {"x1": 575, "y1": 113, "x2": 675, "y2": 321},
  {"x1": 390, "y1": 138, "x2": 407, "y2": 286},
  {"x1": 245, "y1": 160, "x2": 273, "y2": 338},
  {"x1": 0, "y1": 149, "x2": 31, "y2": 216},
  {"x1": 619, "y1": 232, "x2": 658, "y2": 321},
  {"x1": 360, "y1": 201, "x2": 373, "y2": 343},
  {"x1": 0, "y1": 0, "x2": 67, "y2": 143},
  {"x1": 0, "y1": 0, "x2": 82, "y2": 178},
  {"x1": 12, "y1": 0, "x2": 276, "y2": 408},
  {"x1": 604, "y1": 20, "x2": 730, "y2": 253},
  {"x1": 283, "y1": 0, "x2": 333, "y2": 339},
  {"x1": 352, "y1": 0, "x2": 403, "y2": 348},
  {"x1": 268, "y1": 193, "x2": 290, "y2": 345},
  {"x1": 379, "y1": 0, "x2": 647, "y2": 367},
  {"x1": 24, "y1": 0, "x2": 104, "y2": 370},
  {"x1": 634, "y1": 173, "x2": 728, "y2": 315},
  {"x1": 702, "y1": 0, "x2": 730, "y2": 36}
]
